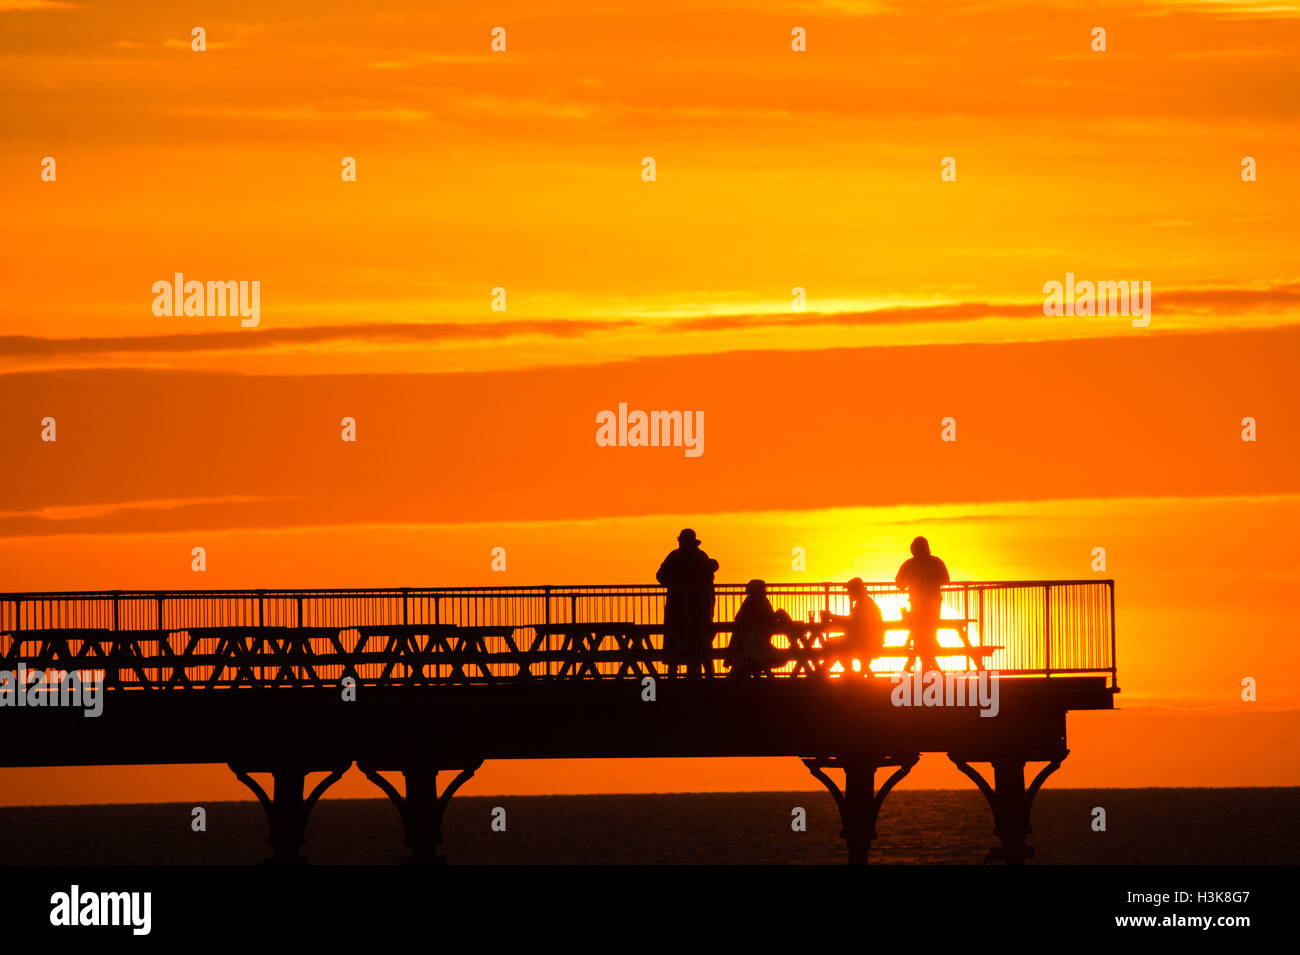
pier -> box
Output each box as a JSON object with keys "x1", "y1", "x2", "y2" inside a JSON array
[{"x1": 0, "y1": 580, "x2": 1117, "y2": 864}]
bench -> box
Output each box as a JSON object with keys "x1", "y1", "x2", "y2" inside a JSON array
[{"x1": 881, "y1": 618, "x2": 1002, "y2": 672}]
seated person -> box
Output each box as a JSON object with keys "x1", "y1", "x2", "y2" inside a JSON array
[
  {"x1": 727, "y1": 579, "x2": 798, "y2": 678},
  {"x1": 817, "y1": 577, "x2": 885, "y2": 674}
]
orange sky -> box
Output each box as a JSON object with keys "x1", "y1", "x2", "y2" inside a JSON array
[{"x1": 1, "y1": 0, "x2": 1299, "y2": 805}]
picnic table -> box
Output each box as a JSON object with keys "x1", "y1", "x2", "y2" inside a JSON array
[
  {"x1": 350, "y1": 623, "x2": 520, "y2": 684},
  {"x1": 530, "y1": 622, "x2": 660, "y2": 678},
  {"x1": 786, "y1": 615, "x2": 1002, "y2": 675}
]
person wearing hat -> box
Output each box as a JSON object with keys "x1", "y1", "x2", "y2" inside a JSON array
[
  {"x1": 656, "y1": 528, "x2": 720, "y2": 678},
  {"x1": 817, "y1": 577, "x2": 885, "y2": 675}
]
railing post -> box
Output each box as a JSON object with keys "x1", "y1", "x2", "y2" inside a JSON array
[
  {"x1": 401, "y1": 588, "x2": 409, "y2": 626},
  {"x1": 297, "y1": 595, "x2": 304, "y2": 628},
  {"x1": 112, "y1": 591, "x2": 120, "y2": 632},
  {"x1": 1043, "y1": 584, "x2": 1051, "y2": 677},
  {"x1": 1108, "y1": 579, "x2": 1117, "y2": 688}
]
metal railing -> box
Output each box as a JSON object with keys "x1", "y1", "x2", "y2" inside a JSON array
[{"x1": 0, "y1": 581, "x2": 1116, "y2": 689}]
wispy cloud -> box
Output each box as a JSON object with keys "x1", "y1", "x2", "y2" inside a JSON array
[
  {"x1": 0, "y1": 495, "x2": 289, "y2": 523},
  {"x1": 678, "y1": 282, "x2": 1300, "y2": 332},
  {"x1": 0, "y1": 318, "x2": 638, "y2": 357},
  {"x1": 0, "y1": 496, "x2": 287, "y2": 527},
  {"x1": 0, "y1": 1, "x2": 81, "y2": 11},
  {"x1": 1159, "y1": 0, "x2": 1300, "y2": 19},
  {"x1": 166, "y1": 103, "x2": 432, "y2": 123},
  {"x1": 3, "y1": 283, "x2": 1297, "y2": 358}
]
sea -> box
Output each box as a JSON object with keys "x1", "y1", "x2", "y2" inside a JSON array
[{"x1": 1, "y1": 788, "x2": 1295, "y2": 865}]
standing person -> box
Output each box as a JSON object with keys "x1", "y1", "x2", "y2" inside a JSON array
[
  {"x1": 656, "y1": 528, "x2": 719, "y2": 678},
  {"x1": 895, "y1": 536, "x2": 950, "y2": 674}
]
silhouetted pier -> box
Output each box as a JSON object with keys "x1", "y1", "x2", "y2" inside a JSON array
[{"x1": 1, "y1": 580, "x2": 1116, "y2": 864}]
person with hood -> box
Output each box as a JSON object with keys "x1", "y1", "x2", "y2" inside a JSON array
[
  {"x1": 895, "y1": 536, "x2": 950, "y2": 673},
  {"x1": 656, "y1": 528, "x2": 719, "y2": 678},
  {"x1": 726, "y1": 579, "x2": 797, "y2": 678}
]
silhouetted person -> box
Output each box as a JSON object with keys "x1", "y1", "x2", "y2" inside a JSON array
[
  {"x1": 657, "y1": 528, "x2": 719, "y2": 678},
  {"x1": 726, "y1": 579, "x2": 797, "y2": 678},
  {"x1": 818, "y1": 577, "x2": 885, "y2": 675},
  {"x1": 896, "y1": 536, "x2": 950, "y2": 673}
]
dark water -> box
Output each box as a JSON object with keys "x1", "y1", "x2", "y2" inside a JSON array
[{"x1": 0, "y1": 789, "x2": 1295, "y2": 865}]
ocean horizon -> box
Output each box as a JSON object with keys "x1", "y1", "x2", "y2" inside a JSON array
[{"x1": 2, "y1": 788, "x2": 1295, "y2": 865}]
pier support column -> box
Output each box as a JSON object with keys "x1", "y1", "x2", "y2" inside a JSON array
[
  {"x1": 950, "y1": 752, "x2": 1064, "y2": 865},
  {"x1": 803, "y1": 754, "x2": 919, "y2": 865},
  {"x1": 230, "y1": 762, "x2": 351, "y2": 865},
  {"x1": 359, "y1": 759, "x2": 484, "y2": 864}
]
